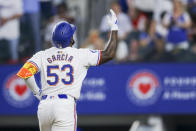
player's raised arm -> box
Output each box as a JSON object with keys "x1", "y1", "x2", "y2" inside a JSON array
[{"x1": 99, "y1": 9, "x2": 118, "y2": 65}]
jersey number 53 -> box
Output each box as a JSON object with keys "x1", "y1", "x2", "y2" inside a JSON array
[{"x1": 47, "y1": 64, "x2": 74, "y2": 86}]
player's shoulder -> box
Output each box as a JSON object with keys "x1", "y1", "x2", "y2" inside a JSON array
[
  {"x1": 42, "y1": 46, "x2": 78, "y2": 53},
  {"x1": 77, "y1": 48, "x2": 90, "y2": 53},
  {"x1": 39, "y1": 47, "x2": 95, "y2": 56},
  {"x1": 78, "y1": 48, "x2": 100, "y2": 54},
  {"x1": 63, "y1": 47, "x2": 88, "y2": 52},
  {"x1": 66, "y1": 47, "x2": 78, "y2": 51},
  {"x1": 62, "y1": 47, "x2": 80, "y2": 54}
]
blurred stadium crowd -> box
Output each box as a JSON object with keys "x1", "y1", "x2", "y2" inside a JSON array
[{"x1": 0, "y1": 0, "x2": 196, "y2": 64}]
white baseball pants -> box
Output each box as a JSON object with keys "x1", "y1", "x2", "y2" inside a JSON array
[{"x1": 37, "y1": 95, "x2": 77, "y2": 131}]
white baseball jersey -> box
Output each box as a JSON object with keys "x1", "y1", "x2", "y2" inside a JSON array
[{"x1": 28, "y1": 47, "x2": 101, "y2": 99}]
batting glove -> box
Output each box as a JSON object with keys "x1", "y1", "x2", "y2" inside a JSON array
[{"x1": 107, "y1": 9, "x2": 118, "y2": 31}]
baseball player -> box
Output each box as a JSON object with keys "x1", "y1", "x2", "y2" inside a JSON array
[{"x1": 17, "y1": 9, "x2": 118, "y2": 131}]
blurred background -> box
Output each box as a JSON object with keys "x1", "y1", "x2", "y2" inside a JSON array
[{"x1": 1, "y1": 0, "x2": 196, "y2": 130}]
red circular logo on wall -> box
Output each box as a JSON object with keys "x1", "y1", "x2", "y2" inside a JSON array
[
  {"x1": 127, "y1": 71, "x2": 162, "y2": 106},
  {"x1": 3, "y1": 73, "x2": 34, "y2": 108}
]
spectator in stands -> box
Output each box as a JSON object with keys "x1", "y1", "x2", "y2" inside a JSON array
[
  {"x1": 148, "y1": 0, "x2": 173, "y2": 61},
  {"x1": 44, "y1": 2, "x2": 76, "y2": 48},
  {"x1": 127, "y1": 39, "x2": 140, "y2": 62},
  {"x1": 129, "y1": 7, "x2": 147, "y2": 33},
  {"x1": 81, "y1": 29, "x2": 105, "y2": 50},
  {"x1": 115, "y1": 40, "x2": 129, "y2": 62},
  {"x1": 163, "y1": 0, "x2": 192, "y2": 53},
  {"x1": 138, "y1": 32, "x2": 153, "y2": 61},
  {"x1": 99, "y1": 1, "x2": 132, "y2": 41},
  {"x1": 0, "y1": 0, "x2": 23, "y2": 63},
  {"x1": 53, "y1": 2, "x2": 74, "y2": 23},
  {"x1": 127, "y1": 0, "x2": 155, "y2": 14},
  {"x1": 100, "y1": 1, "x2": 131, "y2": 62},
  {"x1": 187, "y1": 0, "x2": 196, "y2": 24},
  {"x1": 149, "y1": 0, "x2": 173, "y2": 37},
  {"x1": 127, "y1": 6, "x2": 148, "y2": 42},
  {"x1": 22, "y1": 0, "x2": 41, "y2": 52},
  {"x1": 187, "y1": 0, "x2": 196, "y2": 45}
]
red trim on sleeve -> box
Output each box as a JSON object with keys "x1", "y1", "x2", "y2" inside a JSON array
[
  {"x1": 98, "y1": 51, "x2": 102, "y2": 65},
  {"x1": 28, "y1": 61, "x2": 39, "y2": 71}
]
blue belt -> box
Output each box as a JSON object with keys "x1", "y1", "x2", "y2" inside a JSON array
[{"x1": 41, "y1": 94, "x2": 68, "y2": 100}]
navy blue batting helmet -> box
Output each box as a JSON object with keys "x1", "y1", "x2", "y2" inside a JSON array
[{"x1": 52, "y1": 21, "x2": 76, "y2": 48}]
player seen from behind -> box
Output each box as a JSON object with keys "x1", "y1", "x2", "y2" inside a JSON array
[{"x1": 16, "y1": 9, "x2": 118, "y2": 131}]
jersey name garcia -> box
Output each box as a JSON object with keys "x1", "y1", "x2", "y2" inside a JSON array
[
  {"x1": 27, "y1": 47, "x2": 101, "y2": 99},
  {"x1": 47, "y1": 53, "x2": 73, "y2": 64}
]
